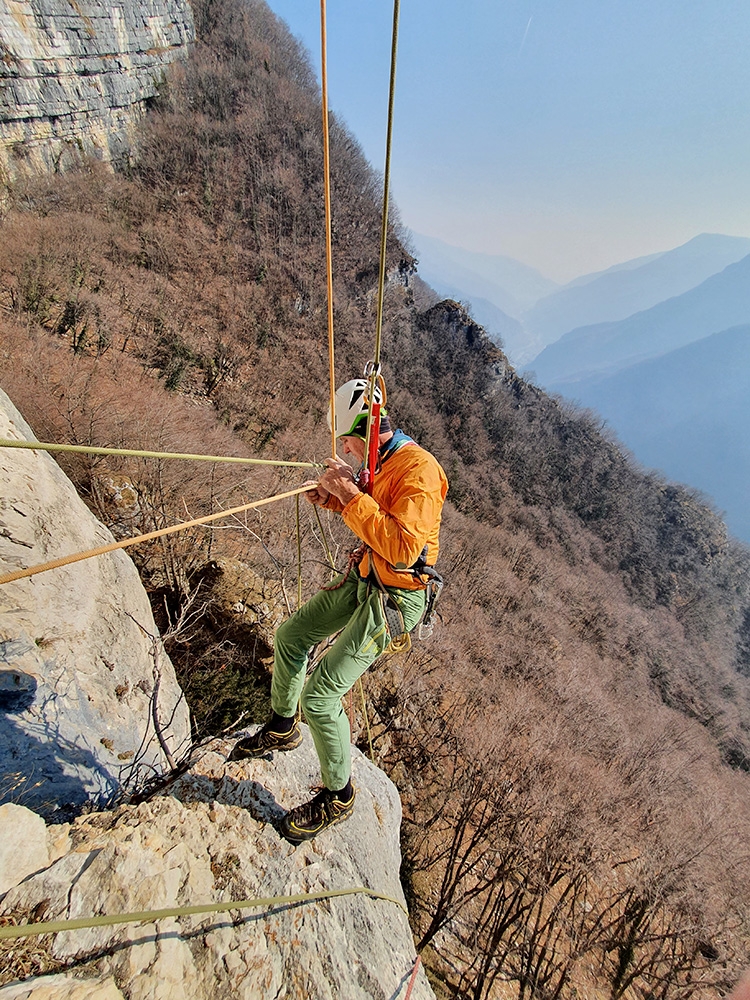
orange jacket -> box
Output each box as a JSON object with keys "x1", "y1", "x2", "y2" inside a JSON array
[{"x1": 324, "y1": 439, "x2": 448, "y2": 590}]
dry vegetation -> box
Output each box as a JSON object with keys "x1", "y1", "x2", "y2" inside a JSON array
[{"x1": 1, "y1": 0, "x2": 750, "y2": 996}]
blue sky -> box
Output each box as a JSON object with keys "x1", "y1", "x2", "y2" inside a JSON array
[{"x1": 265, "y1": 1, "x2": 750, "y2": 282}]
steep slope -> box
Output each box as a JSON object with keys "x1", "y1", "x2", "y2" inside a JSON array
[
  {"x1": 1, "y1": 0, "x2": 750, "y2": 995},
  {"x1": 551, "y1": 325, "x2": 750, "y2": 543},
  {"x1": 525, "y1": 233, "x2": 750, "y2": 345},
  {"x1": 530, "y1": 252, "x2": 750, "y2": 385}
]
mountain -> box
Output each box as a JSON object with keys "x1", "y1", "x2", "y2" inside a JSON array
[
  {"x1": 411, "y1": 232, "x2": 558, "y2": 315},
  {"x1": 524, "y1": 233, "x2": 750, "y2": 345},
  {"x1": 547, "y1": 325, "x2": 750, "y2": 543},
  {"x1": 2, "y1": 0, "x2": 750, "y2": 995},
  {"x1": 412, "y1": 278, "x2": 527, "y2": 359},
  {"x1": 410, "y1": 231, "x2": 557, "y2": 363},
  {"x1": 529, "y1": 252, "x2": 750, "y2": 385}
]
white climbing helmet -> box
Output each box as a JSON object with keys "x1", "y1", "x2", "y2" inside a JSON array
[{"x1": 328, "y1": 379, "x2": 385, "y2": 438}]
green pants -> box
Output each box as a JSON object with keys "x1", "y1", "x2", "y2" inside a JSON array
[{"x1": 272, "y1": 573, "x2": 426, "y2": 791}]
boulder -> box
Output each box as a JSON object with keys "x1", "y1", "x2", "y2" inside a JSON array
[
  {"x1": 0, "y1": 388, "x2": 191, "y2": 821},
  {"x1": 0, "y1": 975, "x2": 125, "y2": 1000},
  {"x1": 0, "y1": 804, "x2": 49, "y2": 895},
  {"x1": 1, "y1": 728, "x2": 435, "y2": 1000}
]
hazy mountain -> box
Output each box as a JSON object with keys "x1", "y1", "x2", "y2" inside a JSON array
[
  {"x1": 410, "y1": 231, "x2": 557, "y2": 363},
  {"x1": 525, "y1": 234, "x2": 750, "y2": 344},
  {"x1": 550, "y1": 325, "x2": 750, "y2": 543},
  {"x1": 411, "y1": 232, "x2": 558, "y2": 315},
  {"x1": 411, "y1": 277, "x2": 528, "y2": 360},
  {"x1": 563, "y1": 249, "x2": 667, "y2": 290},
  {"x1": 529, "y1": 252, "x2": 750, "y2": 386}
]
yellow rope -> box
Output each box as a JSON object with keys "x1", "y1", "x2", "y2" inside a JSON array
[
  {"x1": 363, "y1": 0, "x2": 401, "y2": 465},
  {"x1": 358, "y1": 676, "x2": 375, "y2": 762},
  {"x1": 0, "y1": 485, "x2": 312, "y2": 586},
  {"x1": 312, "y1": 505, "x2": 336, "y2": 573},
  {"x1": 320, "y1": 0, "x2": 337, "y2": 459},
  {"x1": 0, "y1": 885, "x2": 408, "y2": 941},
  {"x1": 296, "y1": 492, "x2": 303, "y2": 609},
  {"x1": 0, "y1": 439, "x2": 320, "y2": 469}
]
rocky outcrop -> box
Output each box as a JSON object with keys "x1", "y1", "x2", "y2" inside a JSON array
[
  {"x1": 1, "y1": 728, "x2": 435, "y2": 1000},
  {"x1": 0, "y1": 387, "x2": 191, "y2": 820},
  {"x1": 189, "y1": 557, "x2": 287, "y2": 662},
  {"x1": 0, "y1": 0, "x2": 194, "y2": 184}
]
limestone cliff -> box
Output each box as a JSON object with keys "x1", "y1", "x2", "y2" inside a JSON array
[
  {"x1": 0, "y1": 0, "x2": 194, "y2": 183},
  {"x1": 0, "y1": 387, "x2": 191, "y2": 820},
  {"x1": 0, "y1": 731, "x2": 435, "y2": 999}
]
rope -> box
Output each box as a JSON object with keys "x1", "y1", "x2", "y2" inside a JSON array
[
  {"x1": 319, "y1": 0, "x2": 337, "y2": 459},
  {"x1": 0, "y1": 885, "x2": 408, "y2": 941},
  {"x1": 296, "y1": 493, "x2": 303, "y2": 609},
  {"x1": 0, "y1": 439, "x2": 320, "y2": 469},
  {"x1": 404, "y1": 955, "x2": 422, "y2": 999},
  {"x1": 363, "y1": 0, "x2": 401, "y2": 466},
  {"x1": 312, "y1": 504, "x2": 336, "y2": 574},
  {"x1": 358, "y1": 676, "x2": 375, "y2": 762},
  {"x1": 0, "y1": 485, "x2": 312, "y2": 586}
]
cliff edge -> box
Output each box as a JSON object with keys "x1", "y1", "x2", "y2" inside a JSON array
[
  {"x1": 0, "y1": 387, "x2": 191, "y2": 820},
  {"x1": 1, "y1": 730, "x2": 434, "y2": 999},
  {"x1": 0, "y1": 0, "x2": 194, "y2": 183}
]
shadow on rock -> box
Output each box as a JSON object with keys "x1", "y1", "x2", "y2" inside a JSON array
[
  {"x1": 171, "y1": 771, "x2": 286, "y2": 825},
  {"x1": 0, "y1": 668, "x2": 118, "y2": 822}
]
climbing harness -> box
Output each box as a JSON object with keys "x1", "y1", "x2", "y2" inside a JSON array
[{"x1": 409, "y1": 546, "x2": 444, "y2": 641}]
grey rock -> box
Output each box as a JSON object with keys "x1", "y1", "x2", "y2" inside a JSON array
[
  {"x1": 0, "y1": 802, "x2": 49, "y2": 893},
  {"x1": 2, "y1": 729, "x2": 435, "y2": 999},
  {"x1": 0, "y1": 387, "x2": 191, "y2": 820},
  {"x1": 0, "y1": 0, "x2": 194, "y2": 182}
]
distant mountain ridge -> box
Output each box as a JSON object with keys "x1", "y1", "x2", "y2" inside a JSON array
[
  {"x1": 530, "y1": 252, "x2": 750, "y2": 385},
  {"x1": 524, "y1": 234, "x2": 750, "y2": 345},
  {"x1": 410, "y1": 231, "x2": 557, "y2": 362},
  {"x1": 411, "y1": 231, "x2": 750, "y2": 368},
  {"x1": 411, "y1": 232, "x2": 558, "y2": 314},
  {"x1": 549, "y1": 325, "x2": 750, "y2": 543}
]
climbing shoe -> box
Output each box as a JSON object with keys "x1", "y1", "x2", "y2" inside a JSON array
[
  {"x1": 281, "y1": 786, "x2": 356, "y2": 843},
  {"x1": 228, "y1": 718, "x2": 302, "y2": 761}
]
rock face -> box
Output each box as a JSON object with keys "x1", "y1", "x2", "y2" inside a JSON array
[
  {"x1": 0, "y1": 0, "x2": 194, "y2": 184},
  {"x1": 1, "y1": 728, "x2": 435, "y2": 1000},
  {"x1": 0, "y1": 803, "x2": 53, "y2": 894},
  {"x1": 0, "y1": 387, "x2": 191, "y2": 820}
]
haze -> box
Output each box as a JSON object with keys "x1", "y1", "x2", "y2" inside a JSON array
[{"x1": 266, "y1": 0, "x2": 750, "y2": 282}]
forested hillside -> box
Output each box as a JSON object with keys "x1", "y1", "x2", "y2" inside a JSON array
[{"x1": 1, "y1": 0, "x2": 749, "y2": 997}]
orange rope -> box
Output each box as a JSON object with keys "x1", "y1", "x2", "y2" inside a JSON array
[
  {"x1": 0, "y1": 485, "x2": 311, "y2": 586},
  {"x1": 404, "y1": 955, "x2": 422, "y2": 999},
  {"x1": 320, "y1": 0, "x2": 337, "y2": 458}
]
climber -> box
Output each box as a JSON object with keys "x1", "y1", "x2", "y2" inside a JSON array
[{"x1": 230, "y1": 378, "x2": 448, "y2": 842}]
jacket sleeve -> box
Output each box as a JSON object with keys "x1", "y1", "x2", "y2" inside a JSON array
[
  {"x1": 321, "y1": 494, "x2": 346, "y2": 514},
  {"x1": 340, "y1": 455, "x2": 445, "y2": 570}
]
